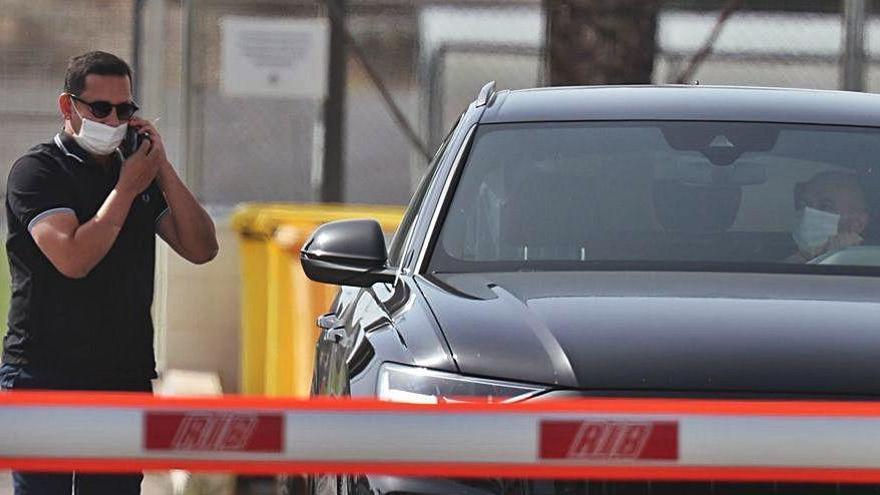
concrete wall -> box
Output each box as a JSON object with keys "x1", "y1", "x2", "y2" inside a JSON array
[{"x1": 158, "y1": 218, "x2": 242, "y2": 393}]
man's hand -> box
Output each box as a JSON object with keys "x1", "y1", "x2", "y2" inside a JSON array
[
  {"x1": 129, "y1": 117, "x2": 168, "y2": 165},
  {"x1": 823, "y1": 232, "x2": 863, "y2": 254},
  {"x1": 132, "y1": 116, "x2": 219, "y2": 264},
  {"x1": 118, "y1": 138, "x2": 159, "y2": 196}
]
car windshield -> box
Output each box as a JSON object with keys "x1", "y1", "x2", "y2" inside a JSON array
[{"x1": 431, "y1": 121, "x2": 880, "y2": 274}]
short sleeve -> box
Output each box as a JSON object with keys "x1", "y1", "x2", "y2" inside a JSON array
[{"x1": 6, "y1": 155, "x2": 76, "y2": 232}]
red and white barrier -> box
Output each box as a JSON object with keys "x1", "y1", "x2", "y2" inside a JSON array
[{"x1": 3, "y1": 392, "x2": 880, "y2": 482}]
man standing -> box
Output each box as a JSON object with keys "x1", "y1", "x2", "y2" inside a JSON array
[{"x1": 0, "y1": 51, "x2": 218, "y2": 494}]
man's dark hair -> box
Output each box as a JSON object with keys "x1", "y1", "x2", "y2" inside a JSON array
[{"x1": 64, "y1": 51, "x2": 133, "y2": 96}]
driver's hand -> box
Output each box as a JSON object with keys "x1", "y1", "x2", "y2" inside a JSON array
[{"x1": 823, "y1": 232, "x2": 863, "y2": 254}]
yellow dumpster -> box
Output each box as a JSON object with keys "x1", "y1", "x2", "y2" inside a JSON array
[{"x1": 231, "y1": 203, "x2": 404, "y2": 397}]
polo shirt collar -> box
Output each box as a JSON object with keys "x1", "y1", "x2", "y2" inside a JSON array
[{"x1": 54, "y1": 132, "x2": 124, "y2": 165}]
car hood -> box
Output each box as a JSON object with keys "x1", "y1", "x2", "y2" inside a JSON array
[{"x1": 416, "y1": 271, "x2": 880, "y2": 396}]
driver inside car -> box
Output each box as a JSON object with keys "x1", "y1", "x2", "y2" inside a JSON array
[{"x1": 787, "y1": 171, "x2": 870, "y2": 263}]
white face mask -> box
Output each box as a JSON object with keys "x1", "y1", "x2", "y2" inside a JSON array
[
  {"x1": 792, "y1": 206, "x2": 840, "y2": 255},
  {"x1": 70, "y1": 102, "x2": 128, "y2": 156}
]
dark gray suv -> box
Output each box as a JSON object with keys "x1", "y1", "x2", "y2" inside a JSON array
[{"x1": 300, "y1": 84, "x2": 880, "y2": 495}]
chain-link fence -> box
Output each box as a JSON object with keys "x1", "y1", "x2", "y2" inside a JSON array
[
  {"x1": 174, "y1": 0, "x2": 421, "y2": 206},
  {"x1": 179, "y1": 0, "x2": 322, "y2": 206},
  {"x1": 423, "y1": 3, "x2": 880, "y2": 155},
  {"x1": 2, "y1": 0, "x2": 880, "y2": 209},
  {"x1": 0, "y1": 0, "x2": 136, "y2": 192},
  {"x1": 654, "y1": 9, "x2": 880, "y2": 89},
  {"x1": 419, "y1": 2, "x2": 544, "y2": 151}
]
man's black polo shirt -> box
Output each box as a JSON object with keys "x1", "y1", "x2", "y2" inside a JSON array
[{"x1": 2, "y1": 133, "x2": 168, "y2": 380}]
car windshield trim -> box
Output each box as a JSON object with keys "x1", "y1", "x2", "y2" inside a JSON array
[
  {"x1": 428, "y1": 260, "x2": 880, "y2": 278},
  {"x1": 416, "y1": 123, "x2": 478, "y2": 273}
]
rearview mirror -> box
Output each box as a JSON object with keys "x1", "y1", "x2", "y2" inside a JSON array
[
  {"x1": 661, "y1": 122, "x2": 780, "y2": 166},
  {"x1": 300, "y1": 219, "x2": 396, "y2": 287}
]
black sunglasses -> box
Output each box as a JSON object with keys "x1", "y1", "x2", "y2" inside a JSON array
[{"x1": 69, "y1": 94, "x2": 139, "y2": 120}]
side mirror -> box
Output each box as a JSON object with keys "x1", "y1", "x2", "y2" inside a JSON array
[{"x1": 300, "y1": 219, "x2": 396, "y2": 287}]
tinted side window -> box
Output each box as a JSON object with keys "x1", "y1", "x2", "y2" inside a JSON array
[{"x1": 387, "y1": 124, "x2": 457, "y2": 267}]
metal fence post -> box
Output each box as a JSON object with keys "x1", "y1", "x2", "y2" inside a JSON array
[
  {"x1": 842, "y1": 0, "x2": 866, "y2": 92},
  {"x1": 138, "y1": 0, "x2": 167, "y2": 130},
  {"x1": 181, "y1": 0, "x2": 202, "y2": 192},
  {"x1": 131, "y1": 0, "x2": 144, "y2": 103},
  {"x1": 137, "y1": 0, "x2": 170, "y2": 376},
  {"x1": 322, "y1": 0, "x2": 348, "y2": 203}
]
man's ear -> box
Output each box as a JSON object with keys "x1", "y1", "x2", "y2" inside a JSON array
[{"x1": 58, "y1": 93, "x2": 72, "y2": 120}]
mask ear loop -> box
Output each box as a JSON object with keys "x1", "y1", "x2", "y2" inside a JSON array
[
  {"x1": 67, "y1": 94, "x2": 90, "y2": 136},
  {"x1": 71, "y1": 103, "x2": 87, "y2": 137},
  {"x1": 69, "y1": 96, "x2": 86, "y2": 120}
]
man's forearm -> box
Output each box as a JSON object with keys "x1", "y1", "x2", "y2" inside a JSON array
[{"x1": 157, "y1": 161, "x2": 218, "y2": 262}]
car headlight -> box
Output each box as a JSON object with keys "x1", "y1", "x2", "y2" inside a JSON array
[{"x1": 377, "y1": 362, "x2": 545, "y2": 404}]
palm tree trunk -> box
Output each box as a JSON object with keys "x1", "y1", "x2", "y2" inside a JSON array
[{"x1": 546, "y1": 0, "x2": 662, "y2": 86}]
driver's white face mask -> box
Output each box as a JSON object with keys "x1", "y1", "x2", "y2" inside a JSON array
[
  {"x1": 792, "y1": 206, "x2": 840, "y2": 255},
  {"x1": 70, "y1": 101, "x2": 128, "y2": 156}
]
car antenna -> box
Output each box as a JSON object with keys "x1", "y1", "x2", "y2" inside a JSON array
[{"x1": 476, "y1": 81, "x2": 497, "y2": 107}]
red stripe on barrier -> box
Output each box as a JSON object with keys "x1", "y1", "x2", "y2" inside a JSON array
[
  {"x1": 4, "y1": 391, "x2": 880, "y2": 417},
  {"x1": 540, "y1": 420, "x2": 678, "y2": 460},
  {"x1": 4, "y1": 458, "x2": 880, "y2": 484},
  {"x1": 144, "y1": 412, "x2": 284, "y2": 452}
]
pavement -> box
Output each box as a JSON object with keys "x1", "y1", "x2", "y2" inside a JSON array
[
  {"x1": 0, "y1": 471, "x2": 280, "y2": 494},
  {"x1": 0, "y1": 471, "x2": 175, "y2": 494}
]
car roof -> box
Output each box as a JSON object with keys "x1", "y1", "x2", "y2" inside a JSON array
[{"x1": 479, "y1": 85, "x2": 880, "y2": 127}]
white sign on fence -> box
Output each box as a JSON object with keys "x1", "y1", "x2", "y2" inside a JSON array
[{"x1": 221, "y1": 16, "x2": 329, "y2": 99}]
